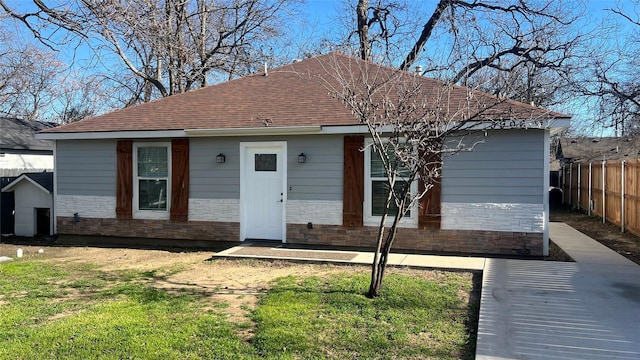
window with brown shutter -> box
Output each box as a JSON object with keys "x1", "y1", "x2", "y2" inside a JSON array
[
  {"x1": 170, "y1": 138, "x2": 189, "y2": 222},
  {"x1": 116, "y1": 140, "x2": 133, "y2": 219},
  {"x1": 343, "y1": 136, "x2": 364, "y2": 227}
]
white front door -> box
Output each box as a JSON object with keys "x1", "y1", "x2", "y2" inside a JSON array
[{"x1": 240, "y1": 142, "x2": 286, "y2": 241}]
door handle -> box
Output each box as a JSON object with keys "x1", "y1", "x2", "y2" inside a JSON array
[{"x1": 277, "y1": 199, "x2": 283, "y2": 203}]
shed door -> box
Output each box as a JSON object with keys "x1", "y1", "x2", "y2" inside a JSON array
[
  {"x1": 241, "y1": 143, "x2": 286, "y2": 241},
  {"x1": 35, "y1": 208, "x2": 50, "y2": 236}
]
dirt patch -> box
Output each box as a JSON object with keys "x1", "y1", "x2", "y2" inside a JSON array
[
  {"x1": 0, "y1": 242, "x2": 478, "y2": 340},
  {"x1": 551, "y1": 208, "x2": 640, "y2": 265},
  {"x1": 2, "y1": 243, "x2": 463, "y2": 339}
]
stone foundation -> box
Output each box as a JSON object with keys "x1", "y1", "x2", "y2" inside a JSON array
[
  {"x1": 57, "y1": 217, "x2": 239, "y2": 244},
  {"x1": 287, "y1": 224, "x2": 543, "y2": 256},
  {"x1": 57, "y1": 217, "x2": 542, "y2": 256}
]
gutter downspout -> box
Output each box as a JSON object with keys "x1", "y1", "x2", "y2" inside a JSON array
[{"x1": 52, "y1": 140, "x2": 57, "y2": 235}]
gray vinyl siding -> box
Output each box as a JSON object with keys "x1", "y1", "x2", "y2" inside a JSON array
[
  {"x1": 56, "y1": 139, "x2": 117, "y2": 196},
  {"x1": 189, "y1": 135, "x2": 343, "y2": 201},
  {"x1": 287, "y1": 135, "x2": 343, "y2": 201},
  {"x1": 190, "y1": 138, "x2": 240, "y2": 199},
  {"x1": 441, "y1": 129, "x2": 544, "y2": 204}
]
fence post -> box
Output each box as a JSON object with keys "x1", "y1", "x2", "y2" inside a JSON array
[
  {"x1": 588, "y1": 162, "x2": 592, "y2": 216},
  {"x1": 561, "y1": 165, "x2": 565, "y2": 204},
  {"x1": 569, "y1": 164, "x2": 573, "y2": 207},
  {"x1": 577, "y1": 163, "x2": 581, "y2": 210},
  {"x1": 621, "y1": 161, "x2": 625, "y2": 233},
  {"x1": 602, "y1": 161, "x2": 606, "y2": 224}
]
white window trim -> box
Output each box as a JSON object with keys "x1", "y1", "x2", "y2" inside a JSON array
[
  {"x1": 133, "y1": 142, "x2": 171, "y2": 220},
  {"x1": 363, "y1": 139, "x2": 418, "y2": 228}
]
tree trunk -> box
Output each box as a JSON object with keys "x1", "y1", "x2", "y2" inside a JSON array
[
  {"x1": 367, "y1": 180, "x2": 407, "y2": 298},
  {"x1": 356, "y1": 0, "x2": 371, "y2": 61}
]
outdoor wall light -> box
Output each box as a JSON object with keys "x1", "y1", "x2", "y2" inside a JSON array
[
  {"x1": 298, "y1": 153, "x2": 306, "y2": 163},
  {"x1": 73, "y1": 213, "x2": 80, "y2": 223},
  {"x1": 216, "y1": 153, "x2": 226, "y2": 163}
]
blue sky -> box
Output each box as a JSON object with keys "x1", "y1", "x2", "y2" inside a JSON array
[{"x1": 6, "y1": 0, "x2": 637, "y2": 134}]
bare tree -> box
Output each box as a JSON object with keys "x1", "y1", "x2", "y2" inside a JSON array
[
  {"x1": 315, "y1": 54, "x2": 555, "y2": 297},
  {"x1": 0, "y1": 40, "x2": 62, "y2": 120},
  {"x1": 2, "y1": 0, "x2": 302, "y2": 103},
  {"x1": 574, "y1": 1, "x2": 639, "y2": 136},
  {"x1": 0, "y1": 18, "x2": 107, "y2": 123},
  {"x1": 345, "y1": 0, "x2": 585, "y2": 108}
]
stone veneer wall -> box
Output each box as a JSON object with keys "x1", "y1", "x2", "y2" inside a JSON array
[
  {"x1": 57, "y1": 217, "x2": 542, "y2": 256},
  {"x1": 57, "y1": 217, "x2": 239, "y2": 243},
  {"x1": 287, "y1": 224, "x2": 543, "y2": 256}
]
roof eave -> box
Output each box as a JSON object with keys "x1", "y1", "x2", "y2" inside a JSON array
[
  {"x1": 36, "y1": 130, "x2": 188, "y2": 140},
  {"x1": 34, "y1": 118, "x2": 570, "y2": 140},
  {"x1": 1, "y1": 174, "x2": 51, "y2": 194},
  {"x1": 185, "y1": 126, "x2": 323, "y2": 137}
]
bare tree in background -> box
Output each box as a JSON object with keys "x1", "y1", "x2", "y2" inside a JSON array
[
  {"x1": 346, "y1": 0, "x2": 585, "y2": 108},
  {"x1": 0, "y1": 22, "x2": 103, "y2": 123},
  {"x1": 316, "y1": 54, "x2": 554, "y2": 297},
  {"x1": 574, "y1": 1, "x2": 640, "y2": 136},
  {"x1": 2, "y1": 0, "x2": 302, "y2": 103}
]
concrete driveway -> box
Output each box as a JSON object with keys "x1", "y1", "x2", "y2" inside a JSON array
[{"x1": 476, "y1": 222, "x2": 640, "y2": 359}]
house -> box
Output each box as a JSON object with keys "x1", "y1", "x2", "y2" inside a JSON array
[
  {"x1": 1, "y1": 172, "x2": 54, "y2": 237},
  {"x1": 37, "y1": 53, "x2": 570, "y2": 256},
  {"x1": 0, "y1": 117, "x2": 56, "y2": 176},
  {"x1": 1, "y1": 117, "x2": 56, "y2": 235},
  {"x1": 556, "y1": 136, "x2": 640, "y2": 167}
]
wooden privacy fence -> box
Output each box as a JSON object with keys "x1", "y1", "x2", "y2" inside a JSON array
[{"x1": 561, "y1": 160, "x2": 640, "y2": 237}]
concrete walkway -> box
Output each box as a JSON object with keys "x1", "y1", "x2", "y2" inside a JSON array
[
  {"x1": 213, "y1": 223, "x2": 640, "y2": 359},
  {"x1": 476, "y1": 223, "x2": 640, "y2": 359},
  {"x1": 215, "y1": 245, "x2": 485, "y2": 271}
]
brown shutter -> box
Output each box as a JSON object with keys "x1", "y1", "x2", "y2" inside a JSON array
[
  {"x1": 343, "y1": 136, "x2": 364, "y2": 227},
  {"x1": 116, "y1": 140, "x2": 133, "y2": 220},
  {"x1": 170, "y1": 138, "x2": 189, "y2": 222},
  {"x1": 419, "y1": 152, "x2": 441, "y2": 229}
]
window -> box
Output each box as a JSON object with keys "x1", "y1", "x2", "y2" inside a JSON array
[
  {"x1": 134, "y1": 143, "x2": 171, "y2": 219},
  {"x1": 255, "y1": 153, "x2": 277, "y2": 171},
  {"x1": 364, "y1": 141, "x2": 417, "y2": 227}
]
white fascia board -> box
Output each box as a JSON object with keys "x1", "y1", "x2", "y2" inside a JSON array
[
  {"x1": 322, "y1": 119, "x2": 570, "y2": 135},
  {"x1": 185, "y1": 126, "x2": 322, "y2": 137},
  {"x1": 320, "y1": 125, "x2": 389, "y2": 134},
  {"x1": 34, "y1": 118, "x2": 570, "y2": 140},
  {"x1": 548, "y1": 118, "x2": 571, "y2": 135},
  {"x1": 35, "y1": 130, "x2": 187, "y2": 140},
  {"x1": 1, "y1": 174, "x2": 51, "y2": 194},
  {"x1": 454, "y1": 118, "x2": 571, "y2": 131}
]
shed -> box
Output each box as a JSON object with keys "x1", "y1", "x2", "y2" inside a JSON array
[{"x1": 1, "y1": 172, "x2": 54, "y2": 237}]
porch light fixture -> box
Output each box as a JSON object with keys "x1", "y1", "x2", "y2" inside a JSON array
[
  {"x1": 298, "y1": 153, "x2": 306, "y2": 163},
  {"x1": 216, "y1": 153, "x2": 226, "y2": 163}
]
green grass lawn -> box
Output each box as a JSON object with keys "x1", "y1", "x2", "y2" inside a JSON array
[{"x1": 0, "y1": 258, "x2": 478, "y2": 359}]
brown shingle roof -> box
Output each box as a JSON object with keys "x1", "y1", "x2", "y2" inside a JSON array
[
  {"x1": 42, "y1": 52, "x2": 569, "y2": 134},
  {"x1": 558, "y1": 137, "x2": 640, "y2": 162}
]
